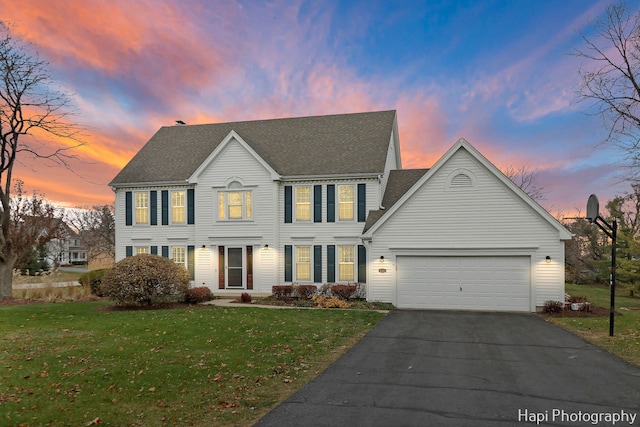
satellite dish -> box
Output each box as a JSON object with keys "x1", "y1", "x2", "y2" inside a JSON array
[{"x1": 587, "y1": 194, "x2": 599, "y2": 223}]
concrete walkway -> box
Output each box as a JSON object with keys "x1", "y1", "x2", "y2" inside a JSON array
[{"x1": 13, "y1": 281, "x2": 81, "y2": 290}]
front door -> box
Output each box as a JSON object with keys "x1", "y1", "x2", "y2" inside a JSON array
[{"x1": 227, "y1": 247, "x2": 244, "y2": 288}]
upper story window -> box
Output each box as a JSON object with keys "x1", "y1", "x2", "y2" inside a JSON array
[
  {"x1": 218, "y1": 181, "x2": 252, "y2": 220},
  {"x1": 295, "y1": 186, "x2": 311, "y2": 221},
  {"x1": 135, "y1": 192, "x2": 148, "y2": 224},
  {"x1": 172, "y1": 191, "x2": 186, "y2": 224},
  {"x1": 338, "y1": 185, "x2": 354, "y2": 221}
]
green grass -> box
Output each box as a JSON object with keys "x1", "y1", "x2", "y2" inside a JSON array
[
  {"x1": 0, "y1": 302, "x2": 386, "y2": 426},
  {"x1": 546, "y1": 283, "x2": 640, "y2": 367}
]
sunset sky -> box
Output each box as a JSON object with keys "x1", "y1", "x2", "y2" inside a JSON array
[{"x1": 1, "y1": 0, "x2": 634, "y2": 216}]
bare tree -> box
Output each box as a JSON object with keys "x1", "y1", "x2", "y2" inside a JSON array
[
  {"x1": 0, "y1": 23, "x2": 84, "y2": 297},
  {"x1": 7, "y1": 180, "x2": 65, "y2": 280},
  {"x1": 67, "y1": 204, "x2": 115, "y2": 266},
  {"x1": 574, "y1": 2, "x2": 640, "y2": 178},
  {"x1": 503, "y1": 165, "x2": 546, "y2": 201}
]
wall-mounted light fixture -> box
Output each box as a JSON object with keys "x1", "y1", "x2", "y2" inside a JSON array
[
  {"x1": 200, "y1": 244, "x2": 206, "y2": 251},
  {"x1": 379, "y1": 255, "x2": 385, "y2": 263},
  {"x1": 545, "y1": 256, "x2": 551, "y2": 263},
  {"x1": 264, "y1": 244, "x2": 269, "y2": 250}
]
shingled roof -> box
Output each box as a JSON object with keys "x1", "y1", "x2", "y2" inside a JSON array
[
  {"x1": 110, "y1": 110, "x2": 397, "y2": 185},
  {"x1": 363, "y1": 168, "x2": 429, "y2": 232}
]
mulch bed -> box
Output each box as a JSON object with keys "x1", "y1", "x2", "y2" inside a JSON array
[{"x1": 542, "y1": 306, "x2": 619, "y2": 318}]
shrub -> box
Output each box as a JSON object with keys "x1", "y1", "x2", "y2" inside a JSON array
[
  {"x1": 330, "y1": 284, "x2": 357, "y2": 300},
  {"x1": 272, "y1": 285, "x2": 293, "y2": 299},
  {"x1": 318, "y1": 283, "x2": 332, "y2": 296},
  {"x1": 79, "y1": 269, "x2": 109, "y2": 296},
  {"x1": 543, "y1": 300, "x2": 564, "y2": 313},
  {"x1": 294, "y1": 284, "x2": 317, "y2": 299},
  {"x1": 100, "y1": 254, "x2": 190, "y2": 306},
  {"x1": 240, "y1": 292, "x2": 252, "y2": 303},
  {"x1": 183, "y1": 286, "x2": 213, "y2": 304},
  {"x1": 312, "y1": 295, "x2": 351, "y2": 308}
]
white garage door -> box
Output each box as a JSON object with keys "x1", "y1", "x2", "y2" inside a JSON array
[{"x1": 396, "y1": 256, "x2": 530, "y2": 311}]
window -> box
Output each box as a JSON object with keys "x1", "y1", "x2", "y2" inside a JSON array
[
  {"x1": 136, "y1": 246, "x2": 149, "y2": 255},
  {"x1": 171, "y1": 191, "x2": 186, "y2": 223},
  {"x1": 135, "y1": 192, "x2": 148, "y2": 224},
  {"x1": 296, "y1": 246, "x2": 311, "y2": 281},
  {"x1": 172, "y1": 246, "x2": 185, "y2": 266},
  {"x1": 338, "y1": 246, "x2": 354, "y2": 281},
  {"x1": 295, "y1": 186, "x2": 311, "y2": 221},
  {"x1": 338, "y1": 185, "x2": 354, "y2": 220},
  {"x1": 218, "y1": 190, "x2": 252, "y2": 220}
]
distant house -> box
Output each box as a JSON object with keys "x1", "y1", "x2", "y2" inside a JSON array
[
  {"x1": 47, "y1": 224, "x2": 88, "y2": 267},
  {"x1": 110, "y1": 111, "x2": 572, "y2": 311}
]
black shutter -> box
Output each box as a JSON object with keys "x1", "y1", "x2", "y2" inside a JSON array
[
  {"x1": 314, "y1": 185, "x2": 322, "y2": 223},
  {"x1": 150, "y1": 191, "x2": 158, "y2": 225},
  {"x1": 161, "y1": 190, "x2": 169, "y2": 225},
  {"x1": 284, "y1": 245, "x2": 292, "y2": 282},
  {"x1": 357, "y1": 183, "x2": 366, "y2": 222},
  {"x1": 218, "y1": 246, "x2": 225, "y2": 289},
  {"x1": 314, "y1": 245, "x2": 322, "y2": 283},
  {"x1": 284, "y1": 186, "x2": 292, "y2": 223},
  {"x1": 125, "y1": 246, "x2": 133, "y2": 257},
  {"x1": 327, "y1": 245, "x2": 335, "y2": 282},
  {"x1": 246, "y1": 246, "x2": 253, "y2": 290},
  {"x1": 150, "y1": 246, "x2": 158, "y2": 255},
  {"x1": 187, "y1": 189, "x2": 195, "y2": 224},
  {"x1": 327, "y1": 185, "x2": 335, "y2": 223},
  {"x1": 125, "y1": 192, "x2": 132, "y2": 226},
  {"x1": 358, "y1": 245, "x2": 366, "y2": 283},
  {"x1": 187, "y1": 245, "x2": 195, "y2": 280},
  {"x1": 161, "y1": 246, "x2": 169, "y2": 258}
]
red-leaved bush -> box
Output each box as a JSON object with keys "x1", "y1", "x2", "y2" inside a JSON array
[
  {"x1": 100, "y1": 254, "x2": 190, "y2": 306},
  {"x1": 330, "y1": 284, "x2": 357, "y2": 300},
  {"x1": 184, "y1": 286, "x2": 213, "y2": 303}
]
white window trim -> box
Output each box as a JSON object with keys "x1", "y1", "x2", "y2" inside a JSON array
[
  {"x1": 295, "y1": 185, "x2": 312, "y2": 222},
  {"x1": 337, "y1": 184, "x2": 355, "y2": 222},
  {"x1": 338, "y1": 245, "x2": 355, "y2": 282},
  {"x1": 217, "y1": 190, "x2": 253, "y2": 221},
  {"x1": 135, "y1": 246, "x2": 149, "y2": 255},
  {"x1": 295, "y1": 245, "x2": 312, "y2": 282},
  {"x1": 134, "y1": 191, "x2": 149, "y2": 225},
  {"x1": 171, "y1": 190, "x2": 186, "y2": 225},
  {"x1": 171, "y1": 246, "x2": 186, "y2": 267}
]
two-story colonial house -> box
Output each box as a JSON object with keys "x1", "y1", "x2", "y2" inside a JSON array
[{"x1": 110, "y1": 110, "x2": 572, "y2": 312}]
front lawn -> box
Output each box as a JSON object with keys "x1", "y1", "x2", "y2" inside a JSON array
[
  {"x1": 545, "y1": 283, "x2": 640, "y2": 367},
  {"x1": 0, "y1": 302, "x2": 386, "y2": 426}
]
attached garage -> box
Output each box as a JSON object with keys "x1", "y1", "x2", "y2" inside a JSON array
[
  {"x1": 363, "y1": 139, "x2": 573, "y2": 312},
  {"x1": 396, "y1": 256, "x2": 531, "y2": 311}
]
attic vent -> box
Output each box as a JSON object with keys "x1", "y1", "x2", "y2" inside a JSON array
[{"x1": 451, "y1": 173, "x2": 472, "y2": 187}]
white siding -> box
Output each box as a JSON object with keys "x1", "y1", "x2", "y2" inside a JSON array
[
  {"x1": 193, "y1": 138, "x2": 279, "y2": 293},
  {"x1": 369, "y1": 149, "x2": 565, "y2": 310}
]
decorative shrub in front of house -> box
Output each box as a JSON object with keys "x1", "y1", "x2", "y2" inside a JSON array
[
  {"x1": 543, "y1": 300, "x2": 564, "y2": 313},
  {"x1": 79, "y1": 269, "x2": 109, "y2": 296},
  {"x1": 240, "y1": 292, "x2": 252, "y2": 303},
  {"x1": 330, "y1": 284, "x2": 357, "y2": 300},
  {"x1": 294, "y1": 284, "x2": 317, "y2": 299},
  {"x1": 183, "y1": 286, "x2": 213, "y2": 304},
  {"x1": 100, "y1": 254, "x2": 190, "y2": 306},
  {"x1": 272, "y1": 285, "x2": 293, "y2": 299}
]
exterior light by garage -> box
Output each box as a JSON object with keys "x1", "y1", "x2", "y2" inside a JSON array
[
  {"x1": 545, "y1": 256, "x2": 551, "y2": 263},
  {"x1": 200, "y1": 244, "x2": 206, "y2": 250},
  {"x1": 379, "y1": 255, "x2": 385, "y2": 263},
  {"x1": 264, "y1": 244, "x2": 269, "y2": 250}
]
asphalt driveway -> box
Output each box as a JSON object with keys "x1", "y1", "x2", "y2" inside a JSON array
[{"x1": 255, "y1": 310, "x2": 640, "y2": 426}]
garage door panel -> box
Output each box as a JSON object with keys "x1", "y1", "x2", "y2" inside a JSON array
[{"x1": 397, "y1": 256, "x2": 530, "y2": 311}]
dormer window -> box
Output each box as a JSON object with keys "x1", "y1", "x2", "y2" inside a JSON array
[{"x1": 218, "y1": 181, "x2": 253, "y2": 220}]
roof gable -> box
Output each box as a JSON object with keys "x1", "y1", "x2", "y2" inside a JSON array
[
  {"x1": 188, "y1": 130, "x2": 279, "y2": 183},
  {"x1": 363, "y1": 138, "x2": 573, "y2": 240},
  {"x1": 110, "y1": 110, "x2": 397, "y2": 186}
]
